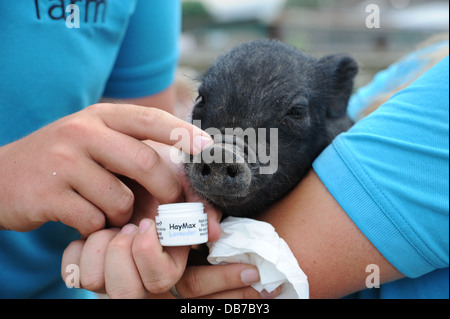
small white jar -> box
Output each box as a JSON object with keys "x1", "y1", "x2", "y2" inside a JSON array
[{"x1": 155, "y1": 203, "x2": 208, "y2": 246}]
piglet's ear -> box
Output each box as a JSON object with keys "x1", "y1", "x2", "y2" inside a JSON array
[{"x1": 318, "y1": 54, "x2": 358, "y2": 118}]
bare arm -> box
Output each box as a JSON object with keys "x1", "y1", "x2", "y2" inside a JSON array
[{"x1": 260, "y1": 170, "x2": 404, "y2": 299}]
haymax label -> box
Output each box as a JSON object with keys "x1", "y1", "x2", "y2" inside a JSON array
[
  {"x1": 156, "y1": 216, "x2": 208, "y2": 246},
  {"x1": 170, "y1": 222, "x2": 197, "y2": 231}
]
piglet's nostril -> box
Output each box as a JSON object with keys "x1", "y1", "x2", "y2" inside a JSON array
[
  {"x1": 201, "y1": 164, "x2": 211, "y2": 178},
  {"x1": 226, "y1": 165, "x2": 239, "y2": 179}
]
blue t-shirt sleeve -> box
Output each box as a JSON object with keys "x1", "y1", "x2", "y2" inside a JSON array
[
  {"x1": 103, "y1": 0, "x2": 181, "y2": 99},
  {"x1": 313, "y1": 56, "x2": 449, "y2": 278}
]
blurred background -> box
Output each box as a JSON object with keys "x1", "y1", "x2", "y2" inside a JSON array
[{"x1": 178, "y1": 0, "x2": 449, "y2": 96}]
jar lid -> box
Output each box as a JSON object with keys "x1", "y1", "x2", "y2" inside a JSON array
[{"x1": 158, "y1": 203, "x2": 204, "y2": 215}]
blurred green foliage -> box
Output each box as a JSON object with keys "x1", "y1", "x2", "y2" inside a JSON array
[
  {"x1": 182, "y1": 1, "x2": 213, "y2": 30},
  {"x1": 182, "y1": 1, "x2": 209, "y2": 18}
]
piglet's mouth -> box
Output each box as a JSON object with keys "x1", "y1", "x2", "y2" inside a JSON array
[
  {"x1": 189, "y1": 159, "x2": 252, "y2": 208},
  {"x1": 196, "y1": 190, "x2": 251, "y2": 209}
]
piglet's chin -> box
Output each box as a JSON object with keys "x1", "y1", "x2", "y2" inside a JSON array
[{"x1": 200, "y1": 192, "x2": 251, "y2": 210}]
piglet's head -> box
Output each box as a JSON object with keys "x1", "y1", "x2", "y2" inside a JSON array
[{"x1": 185, "y1": 40, "x2": 358, "y2": 218}]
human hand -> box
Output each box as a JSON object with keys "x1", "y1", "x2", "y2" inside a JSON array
[
  {"x1": 61, "y1": 188, "x2": 222, "y2": 298},
  {"x1": 61, "y1": 140, "x2": 223, "y2": 298},
  {"x1": 63, "y1": 227, "x2": 281, "y2": 299},
  {"x1": 0, "y1": 103, "x2": 212, "y2": 237},
  {"x1": 152, "y1": 264, "x2": 282, "y2": 299}
]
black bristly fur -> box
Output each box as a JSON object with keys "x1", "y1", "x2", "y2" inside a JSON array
[{"x1": 186, "y1": 40, "x2": 358, "y2": 218}]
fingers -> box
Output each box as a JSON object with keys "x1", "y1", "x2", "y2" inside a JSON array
[
  {"x1": 104, "y1": 224, "x2": 149, "y2": 299},
  {"x1": 205, "y1": 204, "x2": 222, "y2": 242},
  {"x1": 176, "y1": 264, "x2": 258, "y2": 298},
  {"x1": 56, "y1": 103, "x2": 213, "y2": 232},
  {"x1": 79, "y1": 229, "x2": 119, "y2": 293},
  {"x1": 56, "y1": 103, "x2": 213, "y2": 233},
  {"x1": 61, "y1": 239, "x2": 85, "y2": 287},
  {"x1": 132, "y1": 219, "x2": 190, "y2": 294},
  {"x1": 61, "y1": 229, "x2": 120, "y2": 293},
  {"x1": 205, "y1": 286, "x2": 282, "y2": 299},
  {"x1": 55, "y1": 189, "x2": 106, "y2": 238},
  {"x1": 85, "y1": 103, "x2": 214, "y2": 206},
  {"x1": 88, "y1": 103, "x2": 213, "y2": 155},
  {"x1": 43, "y1": 144, "x2": 134, "y2": 234},
  {"x1": 66, "y1": 159, "x2": 135, "y2": 228},
  {"x1": 181, "y1": 172, "x2": 222, "y2": 242},
  {"x1": 175, "y1": 264, "x2": 282, "y2": 299},
  {"x1": 87, "y1": 130, "x2": 184, "y2": 205},
  {"x1": 103, "y1": 220, "x2": 189, "y2": 299}
]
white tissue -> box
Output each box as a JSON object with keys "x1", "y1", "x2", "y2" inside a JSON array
[{"x1": 207, "y1": 217, "x2": 309, "y2": 299}]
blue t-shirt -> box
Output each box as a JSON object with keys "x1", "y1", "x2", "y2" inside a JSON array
[
  {"x1": 0, "y1": 0, "x2": 180, "y2": 298},
  {"x1": 313, "y1": 53, "x2": 449, "y2": 299}
]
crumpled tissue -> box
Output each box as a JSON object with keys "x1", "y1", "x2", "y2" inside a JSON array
[{"x1": 207, "y1": 217, "x2": 309, "y2": 299}]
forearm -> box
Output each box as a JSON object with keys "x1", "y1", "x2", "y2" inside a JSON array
[{"x1": 260, "y1": 170, "x2": 403, "y2": 299}]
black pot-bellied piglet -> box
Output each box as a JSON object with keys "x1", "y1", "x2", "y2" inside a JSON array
[{"x1": 185, "y1": 40, "x2": 358, "y2": 218}]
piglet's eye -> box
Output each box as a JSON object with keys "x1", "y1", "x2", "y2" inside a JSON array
[
  {"x1": 287, "y1": 106, "x2": 307, "y2": 119},
  {"x1": 195, "y1": 95, "x2": 206, "y2": 107}
]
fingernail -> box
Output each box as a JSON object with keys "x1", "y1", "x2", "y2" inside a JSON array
[
  {"x1": 260, "y1": 287, "x2": 282, "y2": 299},
  {"x1": 240, "y1": 268, "x2": 260, "y2": 285},
  {"x1": 121, "y1": 224, "x2": 137, "y2": 234},
  {"x1": 193, "y1": 135, "x2": 213, "y2": 153},
  {"x1": 139, "y1": 219, "x2": 153, "y2": 234}
]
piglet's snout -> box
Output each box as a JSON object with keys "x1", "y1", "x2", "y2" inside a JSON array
[{"x1": 190, "y1": 140, "x2": 252, "y2": 197}]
